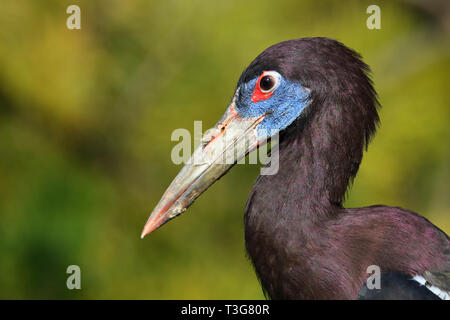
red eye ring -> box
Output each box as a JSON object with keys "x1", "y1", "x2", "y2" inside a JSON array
[{"x1": 251, "y1": 71, "x2": 280, "y2": 103}]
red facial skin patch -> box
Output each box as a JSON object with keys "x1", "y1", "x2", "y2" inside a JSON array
[{"x1": 252, "y1": 73, "x2": 275, "y2": 103}]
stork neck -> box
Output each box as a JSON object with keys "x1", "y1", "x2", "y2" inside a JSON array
[{"x1": 265, "y1": 99, "x2": 366, "y2": 219}]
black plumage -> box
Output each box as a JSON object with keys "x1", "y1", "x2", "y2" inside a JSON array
[
  {"x1": 242, "y1": 38, "x2": 449, "y2": 299},
  {"x1": 143, "y1": 37, "x2": 450, "y2": 300}
]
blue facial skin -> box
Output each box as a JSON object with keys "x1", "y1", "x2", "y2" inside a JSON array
[{"x1": 235, "y1": 75, "x2": 311, "y2": 140}]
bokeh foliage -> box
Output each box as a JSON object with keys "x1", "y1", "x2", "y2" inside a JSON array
[{"x1": 0, "y1": 0, "x2": 448, "y2": 299}]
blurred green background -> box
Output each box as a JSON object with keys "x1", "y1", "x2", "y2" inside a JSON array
[{"x1": 0, "y1": 0, "x2": 449, "y2": 299}]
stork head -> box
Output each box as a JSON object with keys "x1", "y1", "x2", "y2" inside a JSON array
[{"x1": 141, "y1": 37, "x2": 378, "y2": 237}]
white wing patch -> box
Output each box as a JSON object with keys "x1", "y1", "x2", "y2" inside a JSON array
[{"x1": 412, "y1": 275, "x2": 450, "y2": 300}]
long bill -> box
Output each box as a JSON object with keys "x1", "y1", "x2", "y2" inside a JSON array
[{"x1": 141, "y1": 97, "x2": 267, "y2": 238}]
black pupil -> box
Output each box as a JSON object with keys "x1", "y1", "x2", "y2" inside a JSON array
[{"x1": 260, "y1": 76, "x2": 275, "y2": 91}]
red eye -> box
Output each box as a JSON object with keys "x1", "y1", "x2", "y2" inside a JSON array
[{"x1": 251, "y1": 71, "x2": 280, "y2": 103}]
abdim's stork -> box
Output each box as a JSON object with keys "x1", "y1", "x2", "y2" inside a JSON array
[{"x1": 141, "y1": 38, "x2": 449, "y2": 300}]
